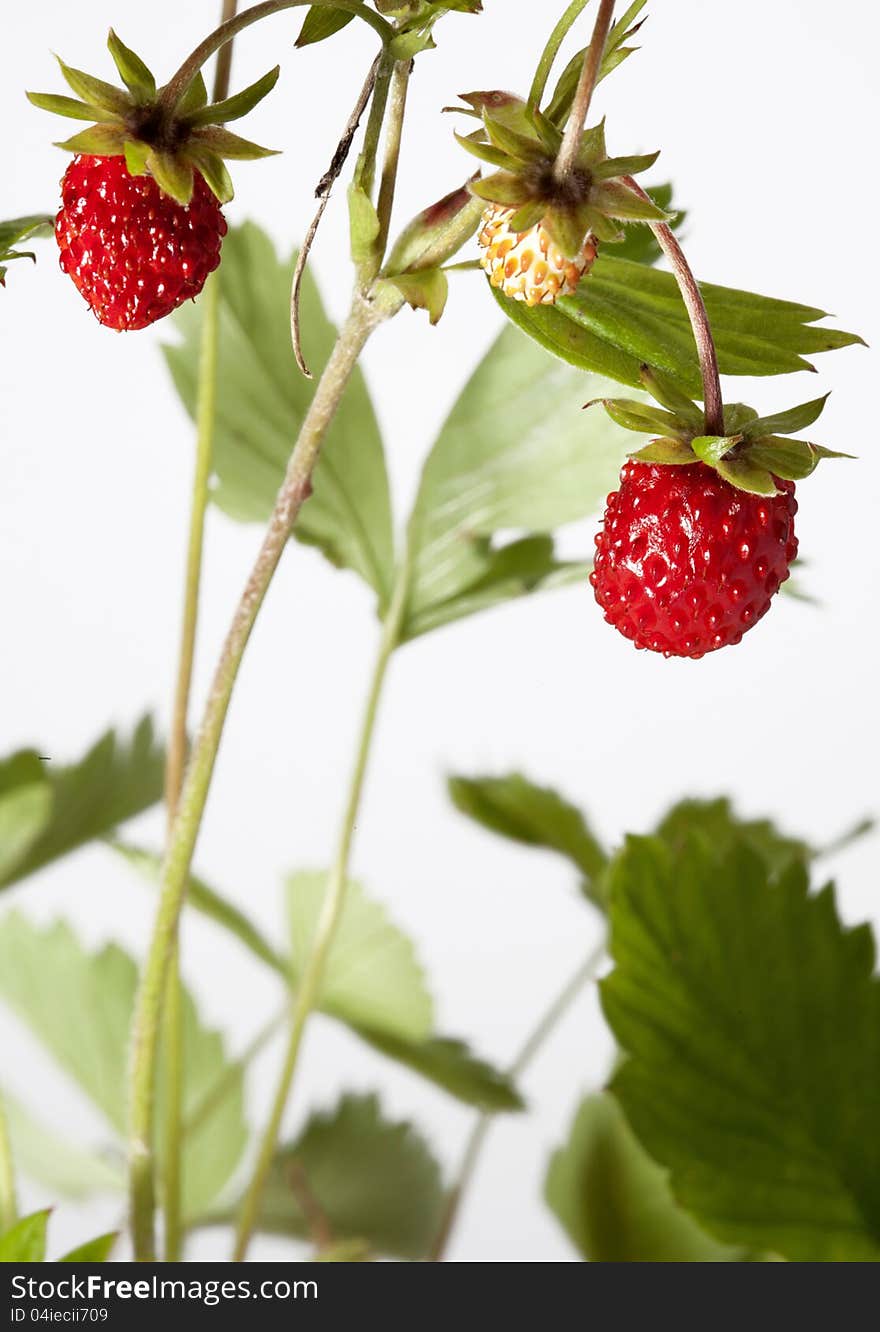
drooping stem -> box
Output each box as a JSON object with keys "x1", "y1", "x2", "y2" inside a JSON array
[
  {"x1": 554, "y1": 0, "x2": 615, "y2": 180},
  {"x1": 430, "y1": 938, "x2": 606, "y2": 1262},
  {"x1": 127, "y1": 294, "x2": 383, "y2": 1262},
  {"x1": 370, "y1": 59, "x2": 412, "y2": 273},
  {"x1": 231, "y1": 559, "x2": 411, "y2": 1262},
  {"x1": 0, "y1": 1094, "x2": 17, "y2": 1234},
  {"x1": 624, "y1": 176, "x2": 725, "y2": 434},
  {"x1": 157, "y1": 1, "x2": 392, "y2": 115}
]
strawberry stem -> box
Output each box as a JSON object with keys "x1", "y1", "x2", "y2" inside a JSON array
[
  {"x1": 554, "y1": 0, "x2": 616, "y2": 181},
  {"x1": 0, "y1": 1094, "x2": 17, "y2": 1234},
  {"x1": 623, "y1": 175, "x2": 725, "y2": 435}
]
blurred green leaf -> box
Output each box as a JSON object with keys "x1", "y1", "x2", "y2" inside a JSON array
[
  {"x1": 295, "y1": 7, "x2": 356, "y2": 46},
  {"x1": 1, "y1": 1091, "x2": 123, "y2": 1198},
  {"x1": 352, "y1": 1029, "x2": 524, "y2": 1112},
  {"x1": 448, "y1": 773, "x2": 607, "y2": 903},
  {"x1": 655, "y1": 797, "x2": 811, "y2": 874},
  {"x1": 0, "y1": 215, "x2": 54, "y2": 286},
  {"x1": 0, "y1": 914, "x2": 246, "y2": 1220},
  {"x1": 0, "y1": 1209, "x2": 49, "y2": 1262},
  {"x1": 0, "y1": 753, "x2": 51, "y2": 882},
  {"x1": 602, "y1": 836, "x2": 880, "y2": 1261},
  {"x1": 494, "y1": 254, "x2": 863, "y2": 393},
  {"x1": 287, "y1": 873, "x2": 432, "y2": 1043},
  {"x1": 546, "y1": 1093, "x2": 746, "y2": 1261},
  {"x1": 0, "y1": 718, "x2": 164, "y2": 892},
  {"x1": 59, "y1": 1232, "x2": 117, "y2": 1262},
  {"x1": 249, "y1": 1093, "x2": 444, "y2": 1260},
  {"x1": 402, "y1": 326, "x2": 628, "y2": 638},
  {"x1": 163, "y1": 223, "x2": 394, "y2": 605}
]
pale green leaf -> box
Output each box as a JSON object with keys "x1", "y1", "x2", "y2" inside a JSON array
[
  {"x1": 59, "y1": 1232, "x2": 117, "y2": 1262},
  {"x1": 546, "y1": 1094, "x2": 746, "y2": 1261},
  {"x1": 287, "y1": 874, "x2": 432, "y2": 1043},
  {"x1": 602, "y1": 836, "x2": 880, "y2": 1261},
  {"x1": 295, "y1": 8, "x2": 356, "y2": 46},
  {"x1": 2, "y1": 1091, "x2": 123, "y2": 1199},
  {"x1": 0, "y1": 1209, "x2": 49, "y2": 1262},
  {"x1": 162, "y1": 223, "x2": 394, "y2": 606}
]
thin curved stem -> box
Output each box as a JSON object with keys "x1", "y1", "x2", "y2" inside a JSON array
[
  {"x1": 231, "y1": 559, "x2": 411, "y2": 1262},
  {"x1": 158, "y1": 1, "x2": 392, "y2": 114},
  {"x1": 554, "y1": 0, "x2": 615, "y2": 180},
  {"x1": 0, "y1": 1094, "x2": 17, "y2": 1233},
  {"x1": 624, "y1": 176, "x2": 725, "y2": 434},
  {"x1": 430, "y1": 938, "x2": 606, "y2": 1262},
  {"x1": 370, "y1": 59, "x2": 411, "y2": 274},
  {"x1": 127, "y1": 294, "x2": 382, "y2": 1262}
]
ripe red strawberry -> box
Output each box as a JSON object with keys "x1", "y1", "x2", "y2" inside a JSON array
[
  {"x1": 590, "y1": 460, "x2": 798, "y2": 659},
  {"x1": 56, "y1": 155, "x2": 227, "y2": 331}
]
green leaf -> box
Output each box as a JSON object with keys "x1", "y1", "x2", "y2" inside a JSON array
[
  {"x1": 747, "y1": 437, "x2": 853, "y2": 480},
  {"x1": 351, "y1": 1029, "x2": 524, "y2": 1111},
  {"x1": 53, "y1": 124, "x2": 127, "y2": 157},
  {"x1": 384, "y1": 184, "x2": 482, "y2": 275},
  {"x1": 602, "y1": 835, "x2": 880, "y2": 1261},
  {"x1": 497, "y1": 252, "x2": 863, "y2": 393},
  {"x1": 402, "y1": 326, "x2": 629, "y2": 638},
  {"x1": 714, "y1": 454, "x2": 778, "y2": 495},
  {"x1": 287, "y1": 874, "x2": 432, "y2": 1043},
  {"x1": 590, "y1": 180, "x2": 669, "y2": 222},
  {"x1": 26, "y1": 91, "x2": 109, "y2": 121},
  {"x1": 592, "y1": 397, "x2": 681, "y2": 435},
  {"x1": 183, "y1": 67, "x2": 280, "y2": 127},
  {"x1": 0, "y1": 1210, "x2": 49, "y2": 1262},
  {"x1": 248, "y1": 1093, "x2": 444, "y2": 1260},
  {"x1": 743, "y1": 393, "x2": 830, "y2": 439},
  {"x1": 0, "y1": 717, "x2": 164, "y2": 892},
  {"x1": 106, "y1": 30, "x2": 155, "y2": 103},
  {"x1": 546, "y1": 1094, "x2": 746, "y2": 1261},
  {"x1": 0, "y1": 214, "x2": 54, "y2": 256},
  {"x1": 654, "y1": 797, "x2": 810, "y2": 875},
  {"x1": 348, "y1": 183, "x2": 381, "y2": 264},
  {"x1": 629, "y1": 437, "x2": 697, "y2": 465},
  {"x1": 296, "y1": 7, "x2": 356, "y2": 46},
  {"x1": 448, "y1": 773, "x2": 607, "y2": 898},
  {"x1": 0, "y1": 915, "x2": 246, "y2": 1220},
  {"x1": 162, "y1": 223, "x2": 394, "y2": 606},
  {"x1": 383, "y1": 269, "x2": 448, "y2": 325},
  {"x1": 59, "y1": 1232, "x2": 117, "y2": 1262},
  {"x1": 0, "y1": 753, "x2": 51, "y2": 882},
  {"x1": 1, "y1": 1091, "x2": 123, "y2": 1198},
  {"x1": 690, "y1": 434, "x2": 741, "y2": 465}
]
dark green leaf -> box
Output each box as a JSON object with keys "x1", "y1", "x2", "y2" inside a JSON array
[
  {"x1": 654, "y1": 797, "x2": 810, "y2": 874},
  {"x1": 249, "y1": 1093, "x2": 444, "y2": 1260},
  {"x1": 546, "y1": 1094, "x2": 746, "y2": 1261},
  {"x1": 402, "y1": 326, "x2": 629, "y2": 638},
  {"x1": 602, "y1": 835, "x2": 880, "y2": 1261},
  {"x1": 162, "y1": 223, "x2": 394, "y2": 605},
  {"x1": 106, "y1": 30, "x2": 155, "y2": 103},
  {"x1": 0, "y1": 718, "x2": 164, "y2": 892},
  {"x1": 59, "y1": 1232, "x2": 117, "y2": 1262},
  {"x1": 0, "y1": 1210, "x2": 49, "y2": 1262},
  {"x1": 448, "y1": 773, "x2": 607, "y2": 899},
  {"x1": 0, "y1": 752, "x2": 51, "y2": 882},
  {"x1": 352, "y1": 1029, "x2": 524, "y2": 1112},
  {"x1": 295, "y1": 7, "x2": 356, "y2": 46}
]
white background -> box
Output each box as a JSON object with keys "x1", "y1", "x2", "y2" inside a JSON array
[{"x1": 1, "y1": 0, "x2": 877, "y2": 1262}]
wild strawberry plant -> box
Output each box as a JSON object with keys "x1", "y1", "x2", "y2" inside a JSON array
[{"x1": 0, "y1": 0, "x2": 874, "y2": 1265}]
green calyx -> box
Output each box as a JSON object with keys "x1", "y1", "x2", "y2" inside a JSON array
[
  {"x1": 26, "y1": 30, "x2": 280, "y2": 205},
  {"x1": 589, "y1": 368, "x2": 851, "y2": 495},
  {"x1": 452, "y1": 92, "x2": 666, "y2": 259}
]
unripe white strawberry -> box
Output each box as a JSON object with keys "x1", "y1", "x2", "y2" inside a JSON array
[{"x1": 477, "y1": 204, "x2": 598, "y2": 307}]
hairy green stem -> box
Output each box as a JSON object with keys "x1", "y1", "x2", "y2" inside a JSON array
[
  {"x1": 554, "y1": 0, "x2": 615, "y2": 180},
  {"x1": 127, "y1": 294, "x2": 382, "y2": 1262},
  {"x1": 528, "y1": 0, "x2": 594, "y2": 111},
  {"x1": 0, "y1": 1095, "x2": 17, "y2": 1234},
  {"x1": 370, "y1": 59, "x2": 411, "y2": 274},
  {"x1": 354, "y1": 54, "x2": 394, "y2": 200},
  {"x1": 231, "y1": 560, "x2": 410, "y2": 1261},
  {"x1": 158, "y1": 1, "x2": 392, "y2": 114},
  {"x1": 430, "y1": 939, "x2": 606, "y2": 1261}
]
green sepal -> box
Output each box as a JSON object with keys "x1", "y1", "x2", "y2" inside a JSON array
[
  {"x1": 590, "y1": 398, "x2": 682, "y2": 435},
  {"x1": 590, "y1": 179, "x2": 669, "y2": 221},
  {"x1": 577, "y1": 119, "x2": 607, "y2": 168},
  {"x1": 455, "y1": 91, "x2": 533, "y2": 137},
  {"x1": 469, "y1": 172, "x2": 531, "y2": 207},
  {"x1": 146, "y1": 148, "x2": 194, "y2": 205},
  {"x1": 189, "y1": 126, "x2": 278, "y2": 160},
  {"x1": 580, "y1": 208, "x2": 624, "y2": 243},
  {"x1": 691, "y1": 434, "x2": 742, "y2": 466},
  {"x1": 183, "y1": 66, "x2": 280, "y2": 127},
  {"x1": 639, "y1": 366, "x2": 704, "y2": 428},
  {"x1": 348, "y1": 182, "x2": 381, "y2": 263},
  {"x1": 26, "y1": 91, "x2": 113, "y2": 122},
  {"x1": 389, "y1": 29, "x2": 436, "y2": 59},
  {"x1": 740, "y1": 393, "x2": 830, "y2": 440},
  {"x1": 175, "y1": 71, "x2": 209, "y2": 117},
  {"x1": 295, "y1": 7, "x2": 356, "y2": 47},
  {"x1": 186, "y1": 148, "x2": 234, "y2": 204},
  {"x1": 722, "y1": 402, "x2": 760, "y2": 433},
  {"x1": 630, "y1": 437, "x2": 698, "y2": 465},
  {"x1": 507, "y1": 200, "x2": 547, "y2": 232},
  {"x1": 53, "y1": 122, "x2": 126, "y2": 155},
  {"x1": 123, "y1": 138, "x2": 151, "y2": 176},
  {"x1": 54, "y1": 56, "x2": 131, "y2": 116},
  {"x1": 591, "y1": 150, "x2": 660, "y2": 182},
  {"x1": 746, "y1": 437, "x2": 853, "y2": 480},
  {"x1": 454, "y1": 130, "x2": 517, "y2": 171},
  {"x1": 384, "y1": 184, "x2": 482, "y2": 274},
  {"x1": 543, "y1": 206, "x2": 588, "y2": 260},
  {"x1": 106, "y1": 30, "x2": 156, "y2": 103},
  {"x1": 714, "y1": 456, "x2": 779, "y2": 495},
  {"x1": 529, "y1": 105, "x2": 562, "y2": 154},
  {"x1": 482, "y1": 112, "x2": 546, "y2": 164},
  {"x1": 383, "y1": 268, "x2": 449, "y2": 325}
]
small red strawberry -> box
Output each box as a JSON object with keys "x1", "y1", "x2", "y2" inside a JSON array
[
  {"x1": 56, "y1": 156, "x2": 226, "y2": 331},
  {"x1": 28, "y1": 30, "x2": 278, "y2": 330},
  {"x1": 591, "y1": 460, "x2": 798, "y2": 658},
  {"x1": 587, "y1": 369, "x2": 849, "y2": 658}
]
